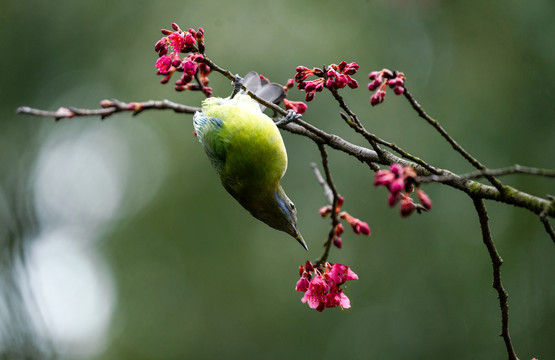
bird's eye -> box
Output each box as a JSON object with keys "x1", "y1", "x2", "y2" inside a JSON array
[{"x1": 289, "y1": 202, "x2": 295, "y2": 210}]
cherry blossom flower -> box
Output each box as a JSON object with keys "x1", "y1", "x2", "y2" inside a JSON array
[{"x1": 297, "y1": 261, "x2": 358, "y2": 312}]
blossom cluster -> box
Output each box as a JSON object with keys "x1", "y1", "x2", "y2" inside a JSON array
[
  {"x1": 368, "y1": 69, "x2": 406, "y2": 106},
  {"x1": 154, "y1": 23, "x2": 212, "y2": 95},
  {"x1": 319, "y1": 196, "x2": 370, "y2": 249},
  {"x1": 294, "y1": 62, "x2": 359, "y2": 101},
  {"x1": 296, "y1": 261, "x2": 358, "y2": 312},
  {"x1": 374, "y1": 164, "x2": 432, "y2": 217}
]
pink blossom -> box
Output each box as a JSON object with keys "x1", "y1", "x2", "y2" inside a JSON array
[
  {"x1": 168, "y1": 32, "x2": 185, "y2": 52},
  {"x1": 328, "y1": 263, "x2": 359, "y2": 284},
  {"x1": 183, "y1": 58, "x2": 198, "y2": 75},
  {"x1": 155, "y1": 55, "x2": 172, "y2": 74},
  {"x1": 301, "y1": 276, "x2": 330, "y2": 311},
  {"x1": 296, "y1": 272, "x2": 310, "y2": 292},
  {"x1": 297, "y1": 262, "x2": 358, "y2": 312},
  {"x1": 326, "y1": 285, "x2": 351, "y2": 309}
]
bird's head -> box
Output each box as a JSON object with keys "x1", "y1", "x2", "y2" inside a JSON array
[{"x1": 248, "y1": 185, "x2": 307, "y2": 251}]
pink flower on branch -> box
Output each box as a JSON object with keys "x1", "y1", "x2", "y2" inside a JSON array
[
  {"x1": 374, "y1": 164, "x2": 432, "y2": 217},
  {"x1": 294, "y1": 61, "x2": 359, "y2": 102},
  {"x1": 154, "y1": 23, "x2": 209, "y2": 95},
  {"x1": 319, "y1": 196, "x2": 370, "y2": 249},
  {"x1": 297, "y1": 261, "x2": 358, "y2": 312},
  {"x1": 368, "y1": 69, "x2": 405, "y2": 106}
]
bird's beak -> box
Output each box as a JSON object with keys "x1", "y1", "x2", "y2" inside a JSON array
[{"x1": 294, "y1": 226, "x2": 308, "y2": 251}]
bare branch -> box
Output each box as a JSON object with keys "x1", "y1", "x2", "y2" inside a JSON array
[
  {"x1": 418, "y1": 165, "x2": 555, "y2": 183},
  {"x1": 16, "y1": 99, "x2": 199, "y2": 121},
  {"x1": 539, "y1": 196, "x2": 555, "y2": 246},
  {"x1": 310, "y1": 163, "x2": 333, "y2": 204},
  {"x1": 403, "y1": 88, "x2": 505, "y2": 193},
  {"x1": 472, "y1": 198, "x2": 519, "y2": 360},
  {"x1": 313, "y1": 144, "x2": 341, "y2": 267}
]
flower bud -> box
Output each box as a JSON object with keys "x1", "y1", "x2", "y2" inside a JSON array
[
  {"x1": 417, "y1": 189, "x2": 432, "y2": 210},
  {"x1": 319, "y1": 205, "x2": 332, "y2": 217},
  {"x1": 335, "y1": 223, "x2": 345, "y2": 236},
  {"x1": 393, "y1": 85, "x2": 404, "y2": 95},
  {"x1": 400, "y1": 194, "x2": 416, "y2": 217}
]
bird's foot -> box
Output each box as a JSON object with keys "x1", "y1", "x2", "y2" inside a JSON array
[
  {"x1": 275, "y1": 109, "x2": 302, "y2": 126},
  {"x1": 230, "y1": 74, "x2": 243, "y2": 99}
]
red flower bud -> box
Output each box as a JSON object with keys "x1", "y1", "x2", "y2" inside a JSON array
[
  {"x1": 319, "y1": 205, "x2": 332, "y2": 217},
  {"x1": 285, "y1": 79, "x2": 294, "y2": 90},
  {"x1": 335, "y1": 223, "x2": 345, "y2": 236},
  {"x1": 417, "y1": 189, "x2": 432, "y2": 210},
  {"x1": 347, "y1": 78, "x2": 358, "y2": 89},
  {"x1": 400, "y1": 194, "x2": 416, "y2": 217},
  {"x1": 358, "y1": 221, "x2": 371, "y2": 235},
  {"x1": 283, "y1": 99, "x2": 308, "y2": 114}
]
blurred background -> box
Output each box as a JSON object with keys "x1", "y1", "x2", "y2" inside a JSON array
[{"x1": 1, "y1": 0, "x2": 554, "y2": 359}]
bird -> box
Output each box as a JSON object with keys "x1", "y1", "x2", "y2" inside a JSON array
[{"x1": 193, "y1": 72, "x2": 307, "y2": 250}]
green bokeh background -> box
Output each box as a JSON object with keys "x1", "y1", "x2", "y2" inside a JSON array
[{"x1": 1, "y1": 0, "x2": 554, "y2": 359}]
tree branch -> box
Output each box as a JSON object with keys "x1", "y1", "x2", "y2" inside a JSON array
[
  {"x1": 472, "y1": 198, "x2": 518, "y2": 360},
  {"x1": 313, "y1": 144, "x2": 341, "y2": 267},
  {"x1": 16, "y1": 99, "x2": 555, "y2": 219},
  {"x1": 404, "y1": 88, "x2": 506, "y2": 193},
  {"x1": 16, "y1": 99, "x2": 198, "y2": 120}
]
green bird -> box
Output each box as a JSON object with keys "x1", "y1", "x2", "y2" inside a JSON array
[{"x1": 193, "y1": 72, "x2": 307, "y2": 250}]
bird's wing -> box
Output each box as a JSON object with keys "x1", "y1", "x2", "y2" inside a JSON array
[
  {"x1": 242, "y1": 71, "x2": 286, "y2": 111},
  {"x1": 193, "y1": 112, "x2": 227, "y2": 172}
]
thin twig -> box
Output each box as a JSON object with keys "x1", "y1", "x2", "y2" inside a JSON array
[
  {"x1": 404, "y1": 88, "x2": 506, "y2": 193},
  {"x1": 418, "y1": 165, "x2": 555, "y2": 183},
  {"x1": 330, "y1": 88, "x2": 441, "y2": 175},
  {"x1": 313, "y1": 144, "x2": 340, "y2": 267},
  {"x1": 472, "y1": 198, "x2": 519, "y2": 360},
  {"x1": 16, "y1": 99, "x2": 198, "y2": 121},
  {"x1": 539, "y1": 196, "x2": 555, "y2": 246},
  {"x1": 310, "y1": 163, "x2": 333, "y2": 204}
]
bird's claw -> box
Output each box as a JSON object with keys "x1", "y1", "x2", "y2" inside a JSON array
[
  {"x1": 275, "y1": 109, "x2": 301, "y2": 126},
  {"x1": 230, "y1": 74, "x2": 243, "y2": 99}
]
